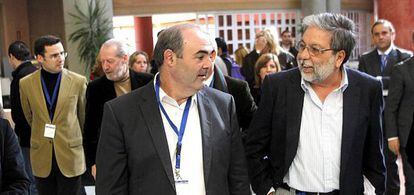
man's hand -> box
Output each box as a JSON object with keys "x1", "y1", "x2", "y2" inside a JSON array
[
  {"x1": 388, "y1": 139, "x2": 400, "y2": 155},
  {"x1": 92, "y1": 164, "x2": 96, "y2": 180}
]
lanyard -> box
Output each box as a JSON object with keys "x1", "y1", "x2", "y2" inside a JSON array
[
  {"x1": 41, "y1": 72, "x2": 62, "y2": 121},
  {"x1": 155, "y1": 76, "x2": 192, "y2": 176}
]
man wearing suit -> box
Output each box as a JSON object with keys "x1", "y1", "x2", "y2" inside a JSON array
[
  {"x1": 385, "y1": 56, "x2": 414, "y2": 194},
  {"x1": 280, "y1": 29, "x2": 298, "y2": 58},
  {"x1": 245, "y1": 13, "x2": 385, "y2": 195},
  {"x1": 8, "y1": 40, "x2": 38, "y2": 194},
  {"x1": 96, "y1": 24, "x2": 250, "y2": 194},
  {"x1": 358, "y1": 19, "x2": 412, "y2": 90},
  {"x1": 0, "y1": 117, "x2": 30, "y2": 194},
  {"x1": 20, "y1": 35, "x2": 87, "y2": 195},
  {"x1": 358, "y1": 19, "x2": 412, "y2": 195},
  {"x1": 84, "y1": 39, "x2": 153, "y2": 179}
]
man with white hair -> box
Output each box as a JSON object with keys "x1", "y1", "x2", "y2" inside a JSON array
[{"x1": 83, "y1": 39, "x2": 153, "y2": 179}]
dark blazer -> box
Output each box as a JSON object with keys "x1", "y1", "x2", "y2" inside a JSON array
[
  {"x1": 10, "y1": 61, "x2": 37, "y2": 147},
  {"x1": 245, "y1": 68, "x2": 386, "y2": 195},
  {"x1": 212, "y1": 67, "x2": 257, "y2": 131},
  {"x1": 0, "y1": 118, "x2": 30, "y2": 194},
  {"x1": 83, "y1": 70, "x2": 153, "y2": 166},
  {"x1": 95, "y1": 81, "x2": 250, "y2": 195},
  {"x1": 407, "y1": 130, "x2": 414, "y2": 167},
  {"x1": 385, "y1": 57, "x2": 414, "y2": 147},
  {"x1": 358, "y1": 47, "x2": 412, "y2": 90}
]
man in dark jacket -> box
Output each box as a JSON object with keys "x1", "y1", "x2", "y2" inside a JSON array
[
  {"x1": 0, "y1": 117, "x2": 30, "y2": 194},
  {"x1": 8, "y1": 41, "x2": 38, "y2": 194},
  {"x1": 84, "y1": 39, "x2": 153, "y2": 180}
]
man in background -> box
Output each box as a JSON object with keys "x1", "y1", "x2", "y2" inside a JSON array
[
  {"x1": 358, "y1": 19, "x2": 412, "y2": 195},
  {"x1": 20, "y1": 35, "x2": 87, "y2": 195},
  {"x1": 280, "y1": 29, "x2": 298, "y2": 58},
  {"x1": 84, "y1": 39, "x2": 153, "y2": 179},
  {"x1": 8, "y1": 41, "x2": 38, "y2": 195}
]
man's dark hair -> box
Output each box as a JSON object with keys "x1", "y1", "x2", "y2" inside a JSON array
[
  {"x1": 153, "y1": 24, "x2": 201, "y2": 67},
  {"x1": 215, "y1": 37, "x2": 228, "y2": 53},
  {"x1": 34, "y1": 35, "x2": 61, "y2": 57},
  {"x1": 8, "y1": 41, "x2": 31, "y2": 61},
  {"x1": 371, "y1": 19, "x2": 395, "y2": 34},
  {"x1": 281, "y1": 29, "x2": 291, "y2": 36}
]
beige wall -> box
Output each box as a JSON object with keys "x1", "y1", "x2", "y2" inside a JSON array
[
  {"x1": 113, "y1": 0, "x2": 301, "y2": 16},
  {"x1": 113, "y1": 0, "x2": 372, "y2": 16}
]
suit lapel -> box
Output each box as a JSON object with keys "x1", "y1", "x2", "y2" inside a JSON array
[
  {"x1": 196, "y1": 89, "x2": 213, "y2": 187},
  {"x1": 285, "y1": 70, "x2": 304, "y2": 166},
  {"x1": 138, "y1": 82, "x2": 176, "y2": 190},
  {"x1": 33, "y1": 70, "x2": 51, "y2": 123},
  {"x1": 53, "y1": 69, "x2": 72, "y2": 122},
  {"x1": 383, "y1": 49, "x2": 398, "y2": 75},
  {"x1": 129, "y1": 69, "x2": 140, "y2": 90},
  {"x1": 340, "y1": 69, "x2": 361, "y2": 178}
]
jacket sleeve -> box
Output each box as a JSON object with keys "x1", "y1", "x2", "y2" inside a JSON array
[
  {"x1": 244, "y1": 76, "x2": 276, "y2": 195},
  {"x1": 19, "y1": 79, "x2": 32, "y2": 127},
  {"x1": 95, "y1": 103, "x2": 128, "y2": 194},
  {"x1": 1, "y1": 119, "x2": 30, "y2": 194},
  {"x1": 363, "y1": 80, "x2": 386, "y2": 195},
  {"x1": 228, "y1": 97, "x2": 251, "y2": 195},
  {"x1": 384, "y1": 66, "x2": 404, "y2": 139}
]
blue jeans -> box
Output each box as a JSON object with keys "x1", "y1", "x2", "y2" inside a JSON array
[{"x1": 22, "y1": 147, "x2": 38, "y2": 195}]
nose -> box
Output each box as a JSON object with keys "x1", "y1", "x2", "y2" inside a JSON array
[{"x1": 297, "y1": 47, "x2": 311, "y2": 60}]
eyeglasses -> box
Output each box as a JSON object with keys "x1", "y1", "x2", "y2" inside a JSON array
[
  {"x1": 296, "y1": 41, "x2": 336, "y2": 56},
  {"x1": 46, "y1": 51, "x2": 67, "y2": 61}
]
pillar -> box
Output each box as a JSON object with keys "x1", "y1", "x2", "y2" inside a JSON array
[
  {"x1": 376, "y1": 0, "x2": 414, "y2": 51},
  {"x1": 134, "y1": 17, "x2": 154, "y2": 58}
]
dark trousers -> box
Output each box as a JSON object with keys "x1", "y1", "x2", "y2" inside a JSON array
[
  {"x1": 385, "y1": 146, "x2": 400, "y2": 195},
  {"x1": 22, "y1": 147, "x2": 38, "y2": 195},
  {"x1": 35, "y1": 153, "x2": 82, "y2": 195}
]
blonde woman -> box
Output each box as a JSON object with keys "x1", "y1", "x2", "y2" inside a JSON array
[
  {"x1": 129, "y1": 51, "x2": 149, "y2": 73},
  {"x1": 234, "y1": 46, "x2": 249, "y2": 67}
]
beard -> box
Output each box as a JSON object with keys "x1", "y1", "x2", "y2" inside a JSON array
[{"x1": 298, "y1": 56, "x2": 336, "y2": 83}]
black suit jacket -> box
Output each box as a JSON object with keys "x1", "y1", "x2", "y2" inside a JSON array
[
  {"x1": 95, "y1": 82, "x2": 250, "y2": 195},
  {"x1": 84, "y1": 70, "x2": 153, "y2": 166},
  {"x1": 10, "y1": 61, "x2": 37, "y2": 147},
  {"x1": 212, "y1": 67, "x2": 257, "y2": 131},
  {"x1": 385, "y1": 56, "x2": 414, "y2": 147},
  {"x1": 245, "y1": 68, "x2": 386, "y2": 195},
  {"x1": 358, "y1": 47, "x2": 412, "y2": 90},
  {"x1": 0, "y1": 118, "x2": 30, "y2": 193}
]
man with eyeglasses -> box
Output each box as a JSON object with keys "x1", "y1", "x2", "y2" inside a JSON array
[
  {"x1": 19, "y1": 35, "x2": 87, "y2": 195},
  {"x1": 245, "y1": 13, "x2": 385, "y2": 195}
]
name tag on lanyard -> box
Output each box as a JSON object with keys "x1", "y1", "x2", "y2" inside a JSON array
[{"x1": 44, "y1": 124, "x2": 56, "y2": 138}]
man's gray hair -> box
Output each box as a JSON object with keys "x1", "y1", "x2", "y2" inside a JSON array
[
  {"x1": 302, "y1": 13, "x2": 356, "y2": 64},
  {"x1": 153, "y1": 23, "x2": 202, "y2": 67},
  {"x1": 101, "y1": 39, "x2": 128, "y2": 57}
]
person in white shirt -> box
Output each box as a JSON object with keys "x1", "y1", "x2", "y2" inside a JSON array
[
  {"x1": 245, "y1": 13, "x2": 386, "y2": 195},
  {"x1": 95, "y1": 23, "x2": 250, "y2": 195}
]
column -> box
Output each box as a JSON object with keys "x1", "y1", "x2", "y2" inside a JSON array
[
  {"x1": 134, "y1": 16, "x2": 154, "y2": 58},
  {"x1": 376, "y1": 0, "x2": 414, "y2": 51}
]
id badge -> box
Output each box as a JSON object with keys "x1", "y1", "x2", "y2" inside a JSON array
[{"x1": 44, "y1": 124, "x2": 56, "y2": 138}]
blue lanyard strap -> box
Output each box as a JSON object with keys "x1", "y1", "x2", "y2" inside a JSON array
[
  {"x1": 41, "y1": 72, "x2": 62, "y2": 121},
  {"x1": 155, "y1": 76, "x2": 192, "y2": 171}
]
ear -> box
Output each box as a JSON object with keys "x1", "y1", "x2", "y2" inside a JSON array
[
  {"x1": 36, "y1": 54, "x2": 45, "y2": 63},
  {"x1": 335, "y1": 50, "x2": 346, "y2": 68},
  {"x1": 163, "y1": 49, "x2": 175, "y2": 67},
  {"x1": 122, "y1": 54, "x2": 128, "y2": 62},
  {"x1": 210, "y1": 50, "x2": 217, "y2": 63}
]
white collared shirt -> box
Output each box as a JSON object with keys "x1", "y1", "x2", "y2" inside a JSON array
[
  {"x1": 283, "y1": 69, "x2": 349, "y2": 192},
  {"x1": 156, "y1": 80, "x2": 206, "y2": 195},
  {"x1": 377, "y1": 44, "x2": 394, "y2": 56}
]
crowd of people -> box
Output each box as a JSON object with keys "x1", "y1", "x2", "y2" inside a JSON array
[{"x1": 1, "y1": 12, "x2": 413, "y2": 195}]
